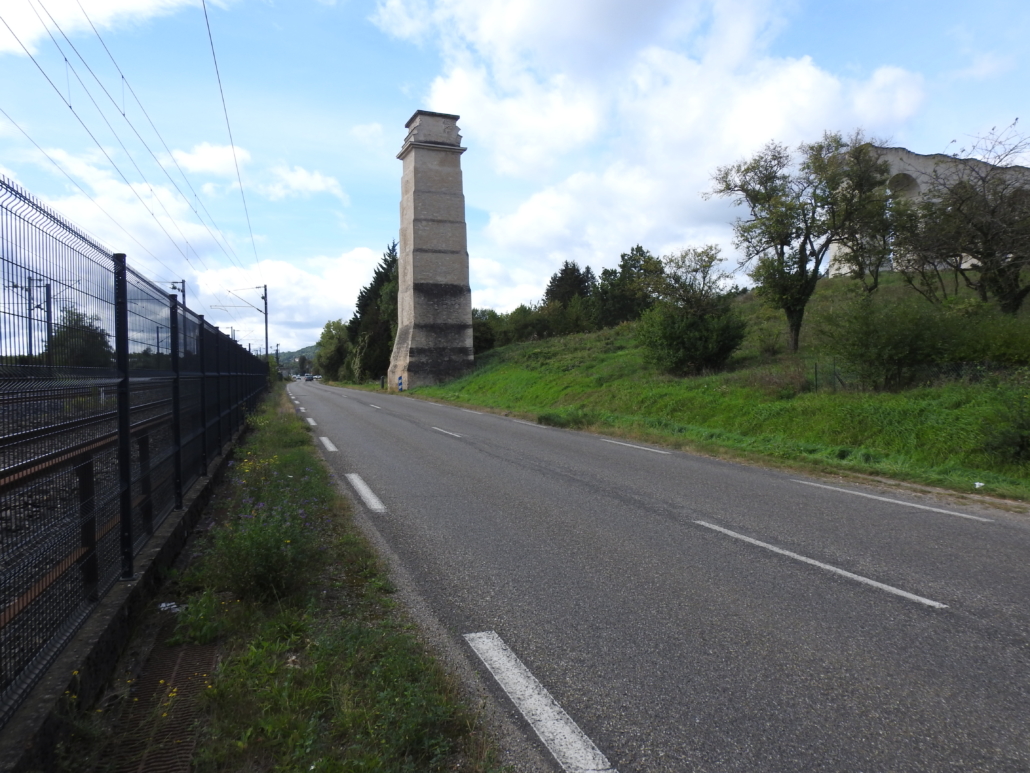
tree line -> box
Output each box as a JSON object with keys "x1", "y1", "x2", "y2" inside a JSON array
[{"x1": 316, "y1": 123, "x2": 1030, "y2": 383}]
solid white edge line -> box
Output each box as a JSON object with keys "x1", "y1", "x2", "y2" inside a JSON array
[
  {"x1": 600, "y1": 438, "x2": 671, "y2": 455},
  {"x1": 319, "y1": 436, "x2": 338, "y2": 452},
  {"x1": 464, "y1": 631, "x2": 617, "y2": 773},
  {"x1": 513, "y1": 419, "x2": 546, "y2": 428},
  {"x1": 793, "y1": 480, "x2": 992, "y2": 522},
  {"x1": 306, "y1": 418, "x2": 317, "y2": 426},
  {"x1": 694, "y1": 521, "x2": 947, "y2": 609},
  {"x1": 461, "y1": 408, "x2": 483, "y2": 414},
  {"x1": 345, "y1": 474, "x2": 386, "y2": 512},
  {"x1": 431, "y1": 426, "x2": 462, "y2": 438}
]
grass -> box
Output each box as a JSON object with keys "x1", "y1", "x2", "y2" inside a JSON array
[
  {"x1": 53, "y1": 383, "x2": 505, "y2": 773},
  {"x1": 181, "y1": 383, "x2": 504, "y2": 772},
  {"x1": 415, "y1": 319, "x2": 1030, "y2": 502}
]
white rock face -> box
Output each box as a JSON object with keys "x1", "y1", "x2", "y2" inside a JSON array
[{"x1": 388, "y1": 111, "x2": 474, "y2": 391}]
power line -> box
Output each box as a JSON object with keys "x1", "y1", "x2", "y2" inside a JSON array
[
  {"x1": 69, "y1": 0, "x2": 250, "y2": 274},
  {"x1": 25, "y1": 0, "x2": 204, "y2": 271},
  {"x1": 0, "y1": 11, "x2": 252, "y2": 328},
  {"x1": 200, "y1": 0, "x2": 261, "y2": 275}
]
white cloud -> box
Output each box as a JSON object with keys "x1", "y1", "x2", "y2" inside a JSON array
[
  {"x1": 259, "y1": 165, "x2": 348, "y2": 203},
  {"x1": 0, "y1": 0, "x2": 198, "y2": 56},
  {"x1": 171, "y1": 142, "x2": 250, "y2": 177},
  {"x1": 851, "y1": 66, "x2": 925, "y2": 128},
  {"x1": 373, "y1": 0, "x2": 929, "y2": 309},
  {"x1": 951, "y1": 51, "x2": 1015, "y2": 81}
]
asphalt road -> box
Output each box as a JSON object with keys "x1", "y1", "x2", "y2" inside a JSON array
[{"x1": 289, "y1": 380, "x2": 1030, "y2": 773}]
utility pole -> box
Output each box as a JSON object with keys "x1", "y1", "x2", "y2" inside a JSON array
[
  {"x1": 169, "y1": 280, "x2": 186, "y2": 309},
  {"x1": 275, "y1": 343, "x2": 279, "y2": 366},
  {"x1": 262, "y1": 285, "x2": 268, "y2": 364}
]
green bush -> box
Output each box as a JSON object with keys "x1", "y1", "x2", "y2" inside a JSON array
[
  {"x1": 205, "y1": 507, "x2": 320, "y2": 602},
  {"x1": 817, "y1": 294, "x2": 957, "y2": 390},
  {"x1": 637, "y1": 301, "x2": 746, "y2": 375}
]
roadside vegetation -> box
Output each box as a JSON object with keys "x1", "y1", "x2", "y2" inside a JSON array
[
  {"x1": 314, "y1": 123, "x2": 1029, "y2": 500},
  {"x1": 417, "y1": 273, "x2": 1030, "y2": 501},
  {"x1": 56, "y1": 384, "x2": 503, "y2": 773}
]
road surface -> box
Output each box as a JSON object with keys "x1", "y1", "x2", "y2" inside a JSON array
[{"x1": 288, "y1": 381, "x2": 1030, "y2": 773}]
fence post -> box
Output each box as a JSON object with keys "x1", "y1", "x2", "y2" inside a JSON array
[
  {"x1": 215, "y1": 329, "x2": 224, "y2": 453},
  {"x1": 198, "y1": 315, "x2": 208, "y2": 475},
  {"x1": 74, "y1": 455, "x2": 98, "y2": 602},
  {"x1": 169, "y1": 294, "x2": 183, "y2": 510},
  {"x1": 113, "y1": 252, "x2": 134, "y2": 579}
]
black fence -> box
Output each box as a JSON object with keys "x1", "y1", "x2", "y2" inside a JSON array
[{"x1": 0, "y1": 175, "x2": 267, "y2": 728}]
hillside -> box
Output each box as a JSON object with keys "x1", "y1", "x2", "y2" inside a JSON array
[{"x1": 417, "y1": 289, "x2": 1030, "y2": 501}]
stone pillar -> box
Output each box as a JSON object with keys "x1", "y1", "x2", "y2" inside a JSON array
[{"x1": 388, "y1": 110, "x2": 474, "y2": 391}]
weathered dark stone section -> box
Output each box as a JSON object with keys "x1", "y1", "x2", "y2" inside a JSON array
[{"x1": 412, "y1": 282, "x2": 469, "y2": 299}]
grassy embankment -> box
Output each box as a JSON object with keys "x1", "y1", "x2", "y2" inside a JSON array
[
  {"x1": 62, "y1": 384, "x2": 504, "y2": 772},
  {"x1": 415, "y1": 283, "x2": 1029, "y2": 502}
]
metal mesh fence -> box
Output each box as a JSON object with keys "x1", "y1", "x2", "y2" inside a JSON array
[{"x1": 0, "y1": 175, "x2": 267, "y2": 728}]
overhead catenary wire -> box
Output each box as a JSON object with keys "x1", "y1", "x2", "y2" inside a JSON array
[
  {"x1": 0, "y1": 11, "x2": 247, "y2": 327},
  {"x1": 24, "y1": 0, "x2": 204, "y2": 272},
  {"x1": 0, "y1": 9, "x2": 269, "y2": 344},
  {"x1": 200, "y1": 0, "x2": 262, "y2": 278},
  {"x1": 68, "y1": 0, "x2": 250, "y2": 274}
]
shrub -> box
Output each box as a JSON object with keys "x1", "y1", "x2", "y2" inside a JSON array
[
  {"x1": 983, "y1": 368, "x2": 1030, "y2": 464},
  {"x1": 637, "y1": 301, "x2": 746, "y2": 375},
  {"x1": 816, "y1": 294, "x2": 959, "y2": 390}
]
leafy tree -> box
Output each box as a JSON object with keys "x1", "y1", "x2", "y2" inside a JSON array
[
  {"x1": 46, "y1": 307, "x2": 113, "y2": 368},
  {"x1": 710, "y1": 130, "x2": 891, "y2": 351},
  {"x1": 346, "y1": 242, "x2": 399, "y2": 381},
  {"x1": 544, "y1": 260, "x2": 596, "y2": 307},
  {"x1": 297, "y1": 354, "x2": 309, "y2": 375},
  {"x1": 313, "y1": 319, "x2": 351, "y2": 380},
  {"x1": 594, "y1": 245, "x2": 663, "y2": 328},
  {"x1": 472, "y1": 308, "x2": 499, "y2": 354},
  {"x1": 895, "y1": 122, "x2": 1030, "y2": 314},
  {"x1": 831, "y1": 143, "x2": 917, "y2": 294},
  {"x1": 638, "y1": 246, "x2": 746, "y2": 374}
]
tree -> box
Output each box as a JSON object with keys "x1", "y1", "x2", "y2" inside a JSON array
[
  {"x1": 472, "y1": 308, "x2": 499, "y2": 354},
  {"x1": 544, "y1": 260, "x2": 595, "y2": 307},
  {"x1": 895, "y1": 123, "x2": 1030, "y2": 314},
  {"x1": 710, "y1": 131, "x2": 891, "y2": 351},
  {"x1": 832, "y1": 143, "x2": 917, "y2": 294},
  {"x1": 314, "y1": 319, "x2": 351, "y2": 380},
  {"x1": 346, "y1": 242, "x2": 399, "y2": 381},
  {"x1": 297, "y1": 354, "x2": 309, "y2": 375},
  {"x1": 46, "y1": 307, "x2": 113, "y2": 368},
  {"x1": 638, "y1": 246, "x2": 746, "y2": 374},
  {"x1": 594, "y1": 245, "x2": 663, "y2": 328}
]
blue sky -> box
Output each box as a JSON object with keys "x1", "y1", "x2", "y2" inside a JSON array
[{"x1": 2, "y1": 0, "x2": 1028, "y2": 351}]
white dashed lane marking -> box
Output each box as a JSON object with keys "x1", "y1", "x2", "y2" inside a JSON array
[
  {"x1": 600, "y1": 438, "x2": 671, "y2": 455},
  {"x1": 319, "y1": 437, "x2": 338, "y2": 452},
  {"x1": 464, "y1": 631, "x2": 618, "y2": 773},
  {"x1": 306, "y1": 418, "x2": 316, "y2": 426},
  {"x1": 432, "y1": 427, "x2": 462, "y2": 438},
  {"x1": 694, "y1": 521, "x2": 947, "y2": 609},
  {"x1": 793, "y1": 480, "x2": 992, "y2": 522},
  {"x1": 345, "y1": 474, "x2": 386, "y2": 512}
]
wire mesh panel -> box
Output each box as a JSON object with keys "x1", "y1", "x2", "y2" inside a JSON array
[{"x1": 0, "y1": 175, "x2": 267, "y2": 728}]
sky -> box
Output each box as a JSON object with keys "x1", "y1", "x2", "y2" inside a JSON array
[{"x1": 1, "y1": 0, "x2": 1028, "y2": 352}]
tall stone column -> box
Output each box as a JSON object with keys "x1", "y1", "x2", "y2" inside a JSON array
[{"x1": 388, "y1": 110, "x2": 474, "y2": 391}]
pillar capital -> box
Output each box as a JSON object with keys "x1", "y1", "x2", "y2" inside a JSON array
[{"x1": 398, "y1": 111, "x2": 466, "y2": 160}]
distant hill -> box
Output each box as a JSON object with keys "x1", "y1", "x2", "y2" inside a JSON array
[{"x1": 277, "y1": 344, "x2": 318, "y2": 370}]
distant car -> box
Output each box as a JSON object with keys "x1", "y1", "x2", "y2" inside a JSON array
[
  {"x1": 314, "y1": 375, "x2": 322, "y2": 380},
  {"x1": 304, "y1": 374, "x2": 314, "y2": 381}
]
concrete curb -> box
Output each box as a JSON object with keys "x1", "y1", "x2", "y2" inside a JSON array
[{"x1": 0, "y1": 430, "x2": 245, "y2": 773}]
